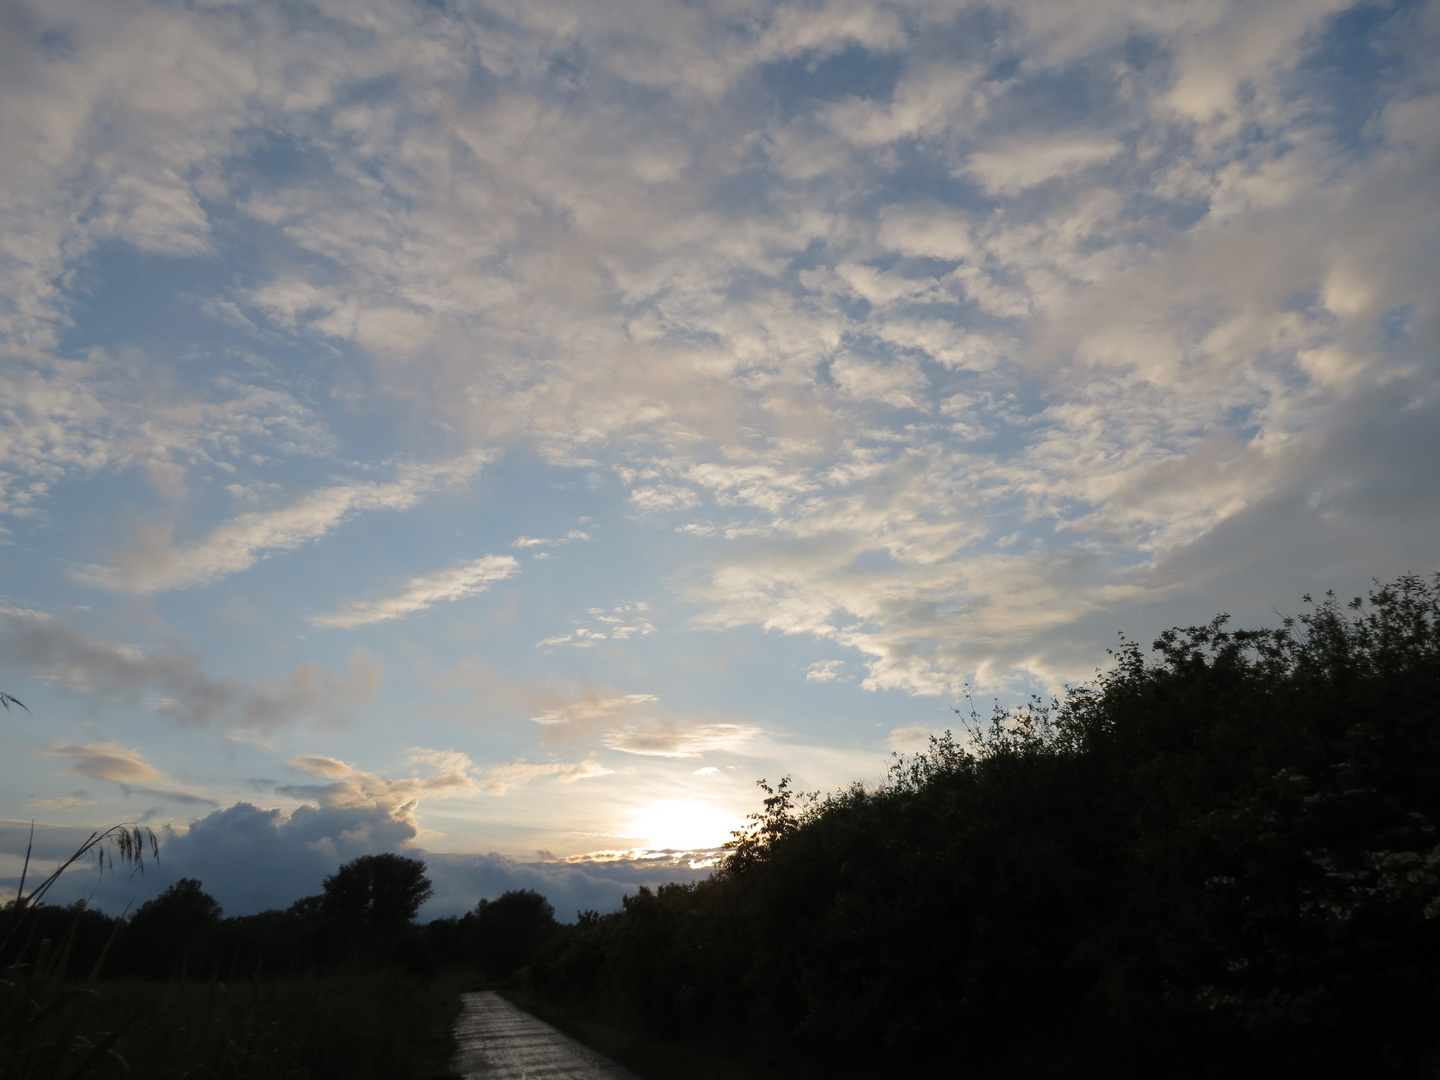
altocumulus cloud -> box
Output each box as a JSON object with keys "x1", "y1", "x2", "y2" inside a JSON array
[{"x1": 0, "y1": 0, "x2": 1432, "y2": 700}]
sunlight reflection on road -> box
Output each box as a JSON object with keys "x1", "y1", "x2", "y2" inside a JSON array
[{"x1": 452, "y1": 991, "x2": 639, "y2": 1079}]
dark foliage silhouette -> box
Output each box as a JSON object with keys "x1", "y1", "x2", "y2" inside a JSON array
[
  {"x1": 468, "y1": 889, "x2": 559, "y2": 979},
  {"x1": 118, "y1": 878, "x2": 222, "y2": 979},
  {"x1": 529, "y1": 574, "x2": 1440, "y2": 1079},
  {"x1": 320, "y1": 853, "x2": 433, "y2": 928}
]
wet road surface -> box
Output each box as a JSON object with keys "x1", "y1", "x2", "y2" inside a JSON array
[{"x1": 452, "y1": 991, "x2": 640, "y2": 1079}]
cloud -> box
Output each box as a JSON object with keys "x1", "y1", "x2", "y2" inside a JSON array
[
  {"x1": 0, "y1": 813, "x2": 716, "y2": 920},
  {"x1": 15, "y1": 746, "x2": 505, "y2": 912},
  {"x1": 74, "y1": 452, "x2": 488, "y2": 593},
  {"x1": 475, "y1": 758, "x2": 615, "y2": 795},
  {"x1": 282, "y1": 746, "x2": 610, "y2": 804},
  {"x1": 821, "y1": 62, "x2": 986, "y2": 147},
  {"x1": 805, "y1": 660, "x2": 845, "y2": 683},
  {"x1": 24, "y1": 793, "x2": 96, "y2": 812},
  {"x1": 512, "y1": 530, "x2": 591, "y2": 550},
  {"x1": 524, "y1": 686, "x2": 759, "y2": 758},
  {"x1": 11, "y1": 800, "x2": 418, "y2": 916},
  {"x1": 421, "y1": 850, "x2": 718, "y2": 921},
  {"x1": 0, "y1": 606, "x2": 382, "y2": 732},
  {"x1": 1159, "y1": 0, "x2": 1352, "y2": 121},
  {"x1": 281, "y1": 750, "x2": 479, "y2": 818},
  {"x1": 40, "y1": 742, "x2": 218, "y2": 806},
  {"x1": 311, "y1": 554, "x2": 520, "y2": 628},
  {"x1": 628, "y1": 485, "x2": 702, "y2": 514},
  {"x1": 829, "y1": 355, "x2": 927, "y2": 409},
  {"x1": 602, "y1": 721, "x2": 760, "y2": 759},
  {"x1": 529, "y1": 692, "x2": 661, "y2": 735},
  {"x1": 964, "y1": 135, "x2": 1124, "y2": 195},
  {"x1": 537, "y1": 602, "x2": 655, "y2": 649},
  {"x1": 0, "y1": 355, "x2": 336, "y2": 516},
  {"x1": 887, "y1": 724, "x2": 948, "y2": 754},
  {"x1": 43, "y1": 742, "x2": 161, "y2": 787}
]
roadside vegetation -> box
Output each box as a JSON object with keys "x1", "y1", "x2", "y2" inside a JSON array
[{"x1": 527, "y1": 575, "x2": 1440, "y2": 1079}]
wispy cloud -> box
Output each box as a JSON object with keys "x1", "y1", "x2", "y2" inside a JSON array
[
  {"x1": 74, "y1": 452, "x2": 488, "y2": 593},
  {"x1": 602, "y1": 721, "x2": 760, "y2": 759},
  {"x1": 41, "y1": 742, "x2": 218, "y2": 806},
  {"x1": 24, "y1": 793, "x2": 97, "y2": 812},
  {"x1": 311, "y1": 555, "x2": 520, "y2": 629},
  {"x1": 283, "y1": 746, "x2": 610, "y2": 806},
  {"x1": 886, "y1": 725, "x2": 947, "y2": 754},
  {"x1": 530, "y1": 693, "x2": 661, "y2": 735},
  {"x1": 476, "y1": 758, "x2": 615, "y2": 795},
  {"x1": 512, "y1": 530, "x2": 591, "y2": 550},
  {"x1": 1, "y1": 606, "x2": 382, "y2": 732},
  {"x1": 524, "y1": 688, "x2": 757, "y2": 757}
]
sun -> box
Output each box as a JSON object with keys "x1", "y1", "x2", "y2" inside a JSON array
[{"x1": 631, "y1": 799, "x2": 741, "y2": 851}]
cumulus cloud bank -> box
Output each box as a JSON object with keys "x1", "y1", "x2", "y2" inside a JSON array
[{"x1": 0, "y1": 807, "x2": 718, "y2": 919}]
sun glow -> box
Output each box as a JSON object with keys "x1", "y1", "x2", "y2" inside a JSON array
[{"x1": 631, "y1": 799, "x2": 741, "y2": 851}]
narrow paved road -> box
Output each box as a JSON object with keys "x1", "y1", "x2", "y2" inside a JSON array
[{"x1": 452, "y1": 991, "x2": 641, "y2": 1079}]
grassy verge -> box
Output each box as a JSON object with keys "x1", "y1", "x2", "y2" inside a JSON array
[{"x1": 3, "y1": 971, "x2": 463, "y2": 1080}]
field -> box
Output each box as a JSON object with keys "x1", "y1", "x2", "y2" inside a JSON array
[{"x1": 2, "y1": 966, "x2": 462, "y2": 1080}]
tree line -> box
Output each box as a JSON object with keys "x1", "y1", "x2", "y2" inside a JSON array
[{"x1": 1, "y1": 852, "x2": 561, "y2": 984}]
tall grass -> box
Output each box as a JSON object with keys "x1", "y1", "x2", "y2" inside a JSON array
[
  {"x1": 3, "y1": 968, "x2": 459, "y2": 1080},
  {"x1": 88, "y1": 974, "x2": 459, "y2": 1080},
  {"x1": 1, "y1": 827, "x2": 460, "y2": 1080},
  {"x1": 2, "y1": 823, "x2": 156, "y2": 1080}
]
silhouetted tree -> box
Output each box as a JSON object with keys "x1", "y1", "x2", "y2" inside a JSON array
[
  {"x1": 320, "y1": 854, "x2": 432, "y2": 929},
  {"x1": 469, "y1": 889, "x2": 557, "y2": 979},
  {"x1": 120, "y1": 878, "x2": 222, "y2": 979},
  {"x1": 0, "y1": 899, "x2": 119, "y2": 977}
]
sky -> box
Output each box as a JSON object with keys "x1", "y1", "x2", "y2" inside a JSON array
[{"x1": 1, "y1": 0, "x2": 1437, "y2": 920}]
